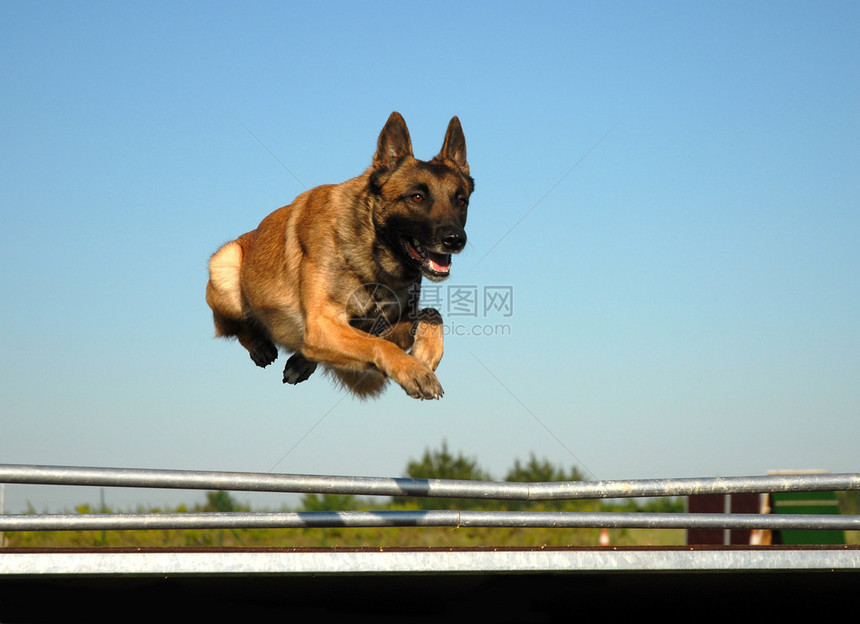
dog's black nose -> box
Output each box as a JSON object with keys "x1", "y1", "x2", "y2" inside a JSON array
[{"x1": 440, "y1": 227, "x2": 467, "y2": 253}]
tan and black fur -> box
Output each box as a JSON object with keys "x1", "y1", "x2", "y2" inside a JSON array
[{"x1": 206, "y1": 112, "x2": 473, "y2": 399}]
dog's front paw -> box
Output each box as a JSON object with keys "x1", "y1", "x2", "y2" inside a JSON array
[
  {"x1": 396, "y1": 360, "x2": 444, "y2": 400},
  {"x1": 283, "y1": 353, "x2": 317, "y2": 384}
]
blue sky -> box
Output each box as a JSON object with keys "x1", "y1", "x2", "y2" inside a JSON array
[{"x1": 1, "y1": 1, "x2": 858, "y2": 513}]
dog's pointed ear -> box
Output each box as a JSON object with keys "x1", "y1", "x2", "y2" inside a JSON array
[
  {"x1": 436, "y1": 116, "x2": 469, "y2": 175},
  {"x1": 373, "y1": 112, "x2": 413, "y2": 170}
]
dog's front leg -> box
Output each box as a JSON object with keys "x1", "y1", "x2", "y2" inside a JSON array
[
  {"x1": 383, "y1": 307, "x2": 443, "y2": 371},
  {"x1": 302, "y1": 311, "x2": 443, "y2": 400},
  {"x1": 406, "y1": 308, "x2": 444, "y2": 372}
]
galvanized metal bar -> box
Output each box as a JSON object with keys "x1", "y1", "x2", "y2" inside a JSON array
[
  {"x1": 1, "y1": 464, "x2": 858, "y2": 501},
  {"x1": 0, "y1": 510, "x2": 857, "y2": 532},
  {"x1": 2, "y1": 548, "x2": 858, "y2": 576}
]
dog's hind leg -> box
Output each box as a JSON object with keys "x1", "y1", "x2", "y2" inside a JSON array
[
  {"x1": 207, "y1": 239, "x2": 278, "y2": 368},
  {"x1": 239, "y1": 326, "x2": 278, "y2": 368},
  {"x1": 283, "y1": 353, "x2": 317, "y2": 384}
]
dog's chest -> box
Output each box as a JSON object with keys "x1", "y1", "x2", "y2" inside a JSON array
[{"x1": 346, "y1": 281, "x2": 415, "y2": 336}]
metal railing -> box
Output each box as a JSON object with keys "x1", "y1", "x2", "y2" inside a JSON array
[{"x1": 0, "y1": 464, "x2": 858, "y2": 533}]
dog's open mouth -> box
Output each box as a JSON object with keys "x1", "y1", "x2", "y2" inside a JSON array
[{"x1": 402, "y1": 237, "x2": 452, "y2": 280}]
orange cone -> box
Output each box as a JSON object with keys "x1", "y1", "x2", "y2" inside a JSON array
[{"x1": 599, "y1": 528, "x2": 610, "y2": 546}]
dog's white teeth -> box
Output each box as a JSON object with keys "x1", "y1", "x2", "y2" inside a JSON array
[{"x1": 412, "y1": 238, "x2": 425, "y2": 256}]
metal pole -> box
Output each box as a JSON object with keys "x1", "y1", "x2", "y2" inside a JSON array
[
  {"x1": 0, "y1": 464, "x2": 858, "y2": 501},
  {"x1": 0, "y1": 510, "x2": 857, "y2": 532}
]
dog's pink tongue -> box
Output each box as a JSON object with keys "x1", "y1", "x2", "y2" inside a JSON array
[{"x1": 426, "y1": 251, "x2": 451, "y2": 273}]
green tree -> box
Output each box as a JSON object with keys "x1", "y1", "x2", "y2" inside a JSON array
[
  {"x1": 300, "y1": 493, "x2": 359, "y2": 511},
  {"x1": 505, "y1": 453, "x2": 584, "y2": 483},
  {"x1": 394, "y1": 441, "x2": 491, "y2": 510},
  {"x1": 200, "y1": 491, "x2": 246, "y2": 512}
]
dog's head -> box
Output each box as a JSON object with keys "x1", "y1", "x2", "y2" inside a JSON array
[{"x1": 369, "y1": 112, "x2": 474, "y2": 282}]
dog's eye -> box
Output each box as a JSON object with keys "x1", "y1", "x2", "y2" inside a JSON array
[
  {"x1": 456, "y1": 197, "x2": 468, "y2": 208},
  {"x1": 410, "y1": 193, "x2": 424, "y2": 203}
]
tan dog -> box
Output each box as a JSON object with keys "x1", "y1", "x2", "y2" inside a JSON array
[{"x1": 206, "y1": 112, "x2": 473, "y2": 399}]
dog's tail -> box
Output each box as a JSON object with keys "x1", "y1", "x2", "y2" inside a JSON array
[
  {"x1": 207, "y1": 240, "x2": 246, "y2": 338},
  {"x1": 324, "y1": 367, "x2": 389, "y2": 399}
]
